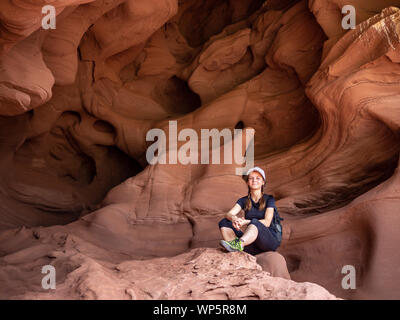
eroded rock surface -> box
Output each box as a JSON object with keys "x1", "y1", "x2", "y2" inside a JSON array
[
  {"x1": 0, "y1": 0, "x2": 400, "y2": 299},
  {"x1": 0, "y1": 239, "x2": 336, "y2": 300}
]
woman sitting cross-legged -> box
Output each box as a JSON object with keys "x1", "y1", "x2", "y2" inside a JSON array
[{"x1": 218, "y1": 167, "x2": 281, "y2": 255}]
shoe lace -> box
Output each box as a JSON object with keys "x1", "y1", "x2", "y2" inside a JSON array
[{"x1": 232, "y1": 238, "x2": 242, "y2": 248}]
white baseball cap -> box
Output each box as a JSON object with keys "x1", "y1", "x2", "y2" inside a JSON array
[{"x1": 246, "y1": 166, "x2": 266, "y2": 181}]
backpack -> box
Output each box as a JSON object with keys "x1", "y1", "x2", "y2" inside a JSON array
[{"x1": 268, "y1": 196, "x2": 284, "y2": 243}]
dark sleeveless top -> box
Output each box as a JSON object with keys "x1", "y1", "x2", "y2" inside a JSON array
[{"x1": 236, "y1": 194, "x2": 275, "y2": 220}]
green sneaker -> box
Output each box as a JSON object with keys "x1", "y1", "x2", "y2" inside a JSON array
[{"x1": 220, "y1": 237, "x2": 244, "y2": 252}]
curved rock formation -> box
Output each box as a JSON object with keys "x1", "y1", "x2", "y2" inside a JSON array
[
  {"x1": 0, "y1": 0, "x2": 400, "y2": 299},
  {"x1": 0, "y1": 245, "x2": 335, "y2": 299}
]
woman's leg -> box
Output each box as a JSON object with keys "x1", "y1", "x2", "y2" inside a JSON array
[
  {"x1": 220, "y1": 227, "x2": 237, "y2": 241},
  {"x1": 249, "y1": 219, "x2": 280, "y2": 252},
  {"x1": 243, "y1": 242, "x2": 263, "y2": 255},
  {"x1": 239, "y1": 224, "x2": 258, "y2": 246},
  {"x1": 218, "y1": 218, "x2": 243, "y2": 241}
]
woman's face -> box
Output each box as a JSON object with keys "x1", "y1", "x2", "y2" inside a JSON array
[{"x1": 247, "y1": 171, "x2": 264, "y2": 190}]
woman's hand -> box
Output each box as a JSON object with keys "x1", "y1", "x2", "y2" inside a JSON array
[
  {"x1": 232, "y1": 216, "x2": 242, "y2": 230},
  {"x1": 232, "y1": 216, "x2": 247, "y2": 230}
]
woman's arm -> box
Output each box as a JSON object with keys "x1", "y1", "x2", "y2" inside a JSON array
[
  {"x1": 259, "y1": 207, "x2": 274, "y2": 227},
  {"x1": 225, "y1": 203, "x2": 242, "y2": 221}
]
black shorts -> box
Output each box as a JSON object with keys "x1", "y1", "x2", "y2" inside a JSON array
[{"x1": 218, "y1": 218, "x2": 280, "y2": 255}]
